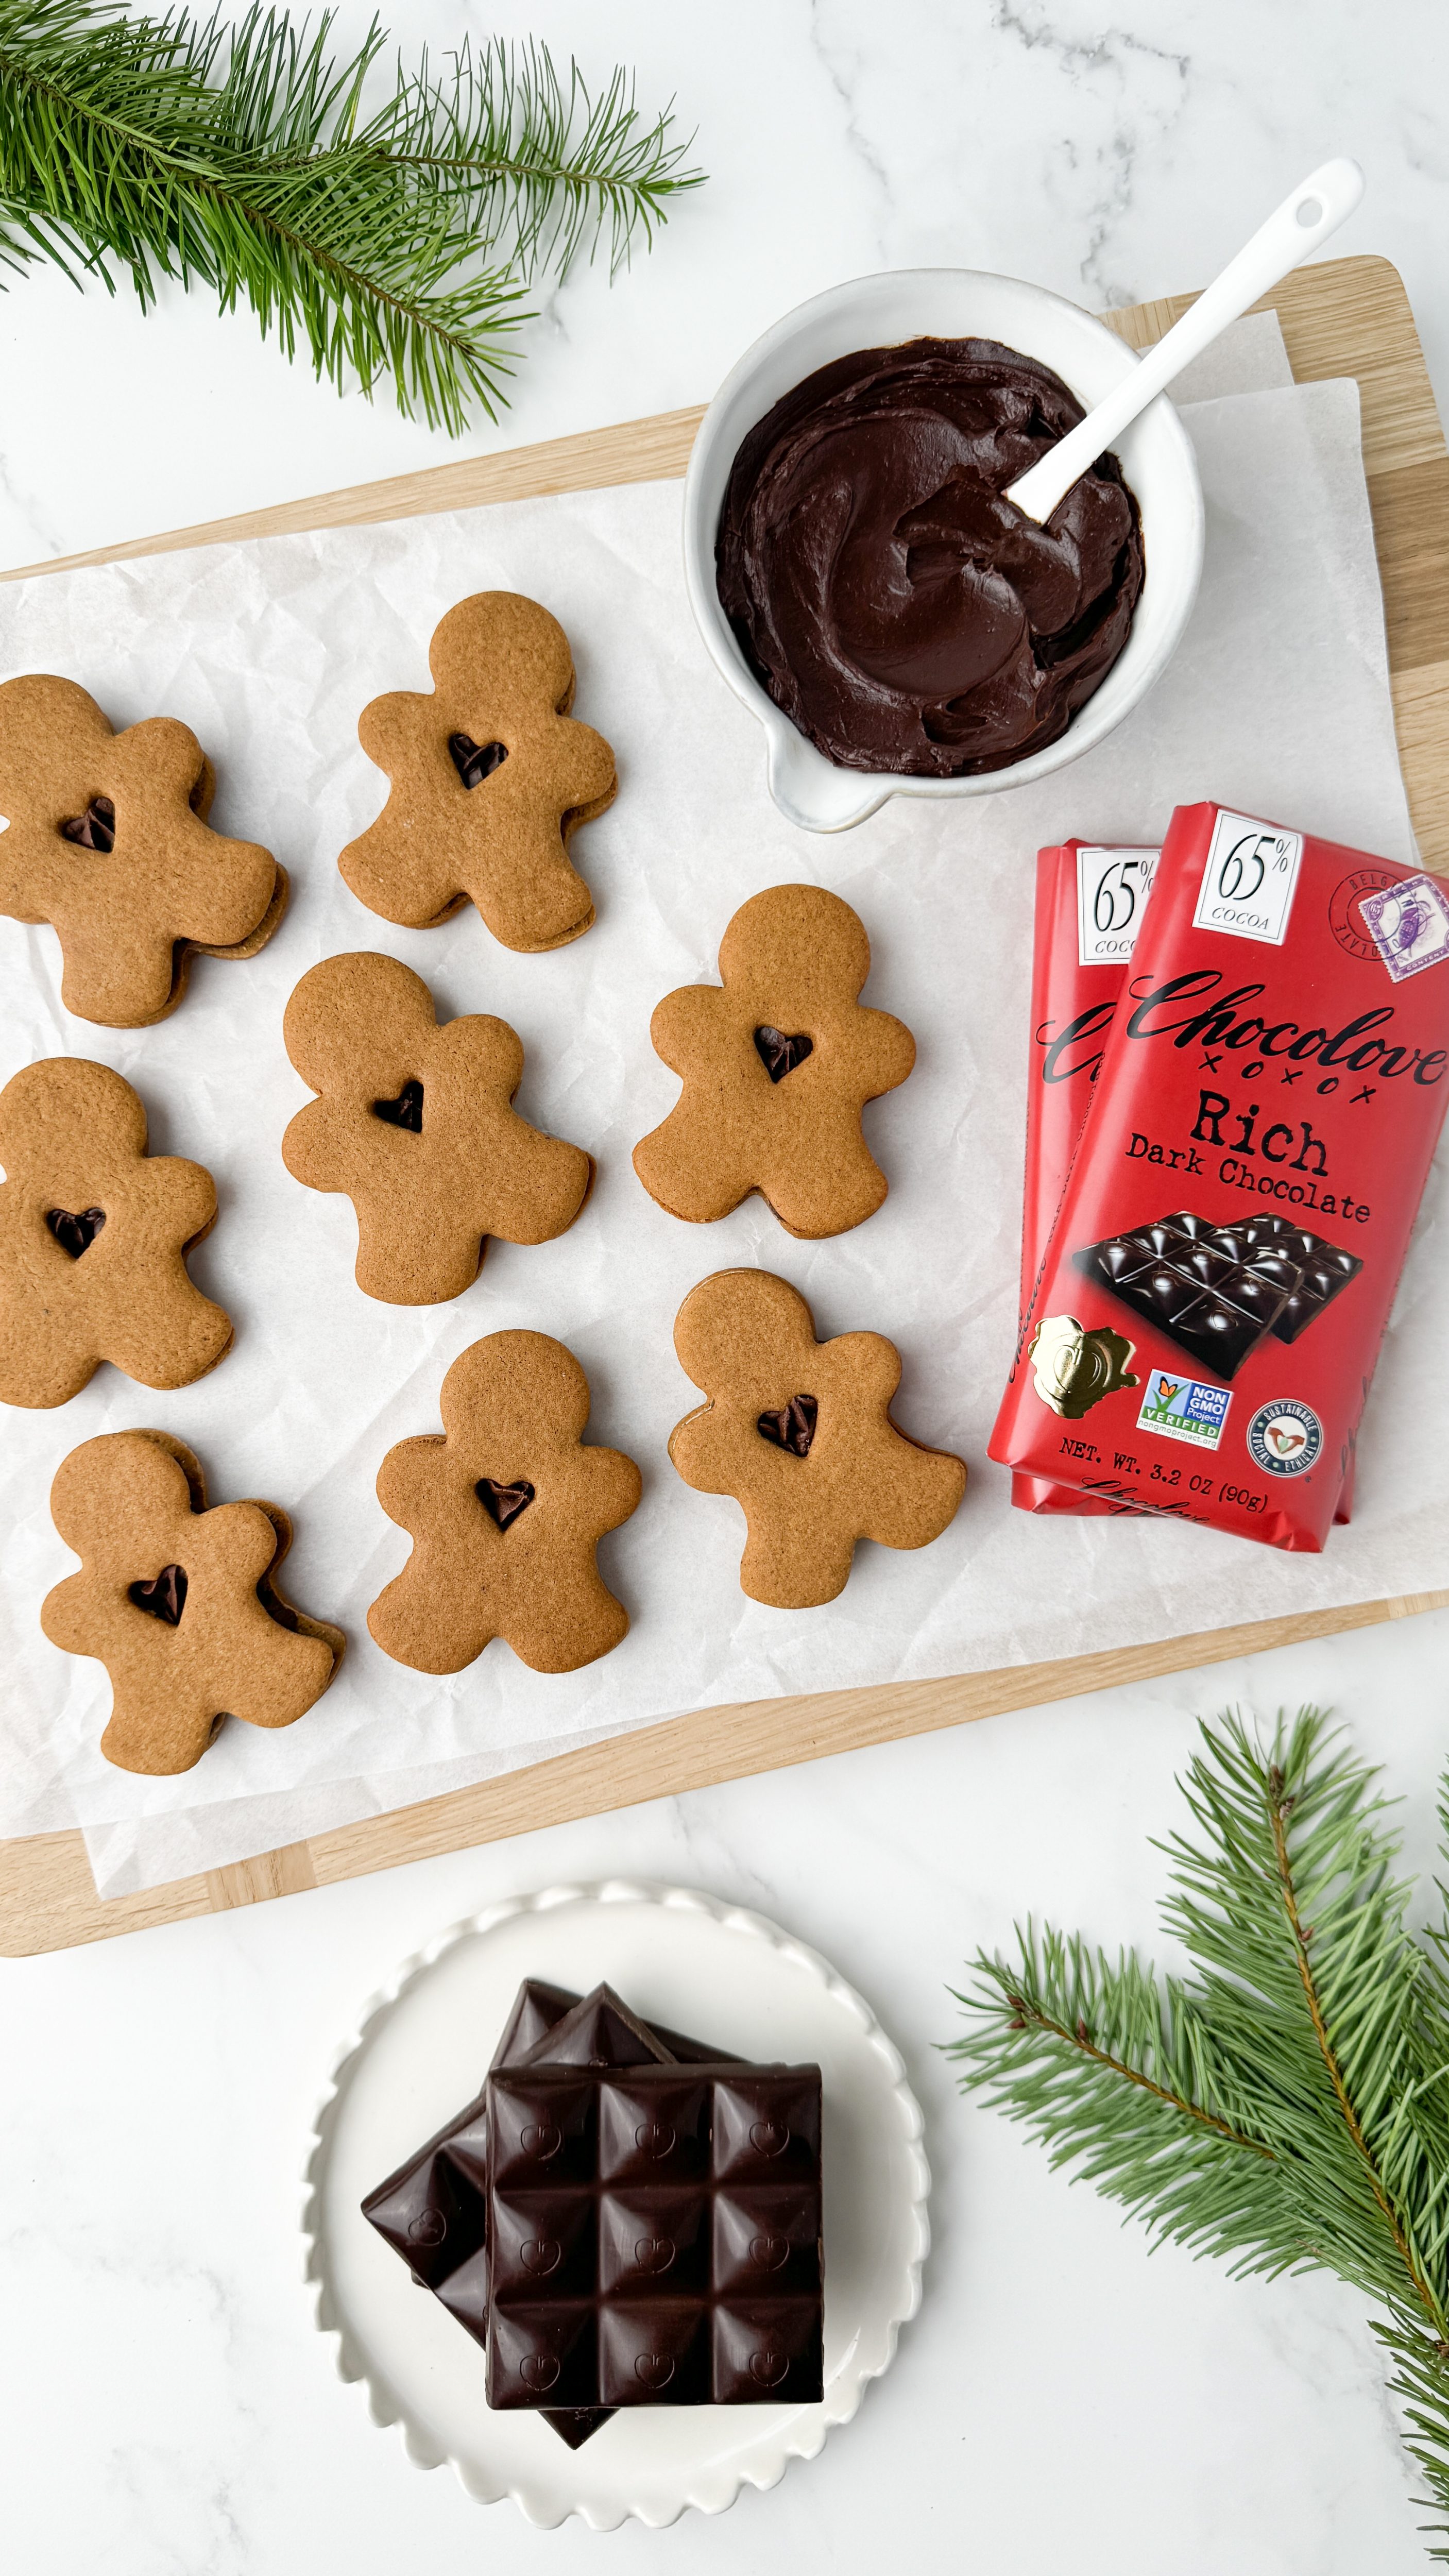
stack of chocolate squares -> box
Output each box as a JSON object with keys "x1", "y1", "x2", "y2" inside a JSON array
[{"x1": 362, "y1": 1977, "x2": 825, "y2": 2448}]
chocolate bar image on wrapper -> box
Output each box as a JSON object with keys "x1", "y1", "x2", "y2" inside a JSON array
[
  {"x1": 991, "y1": 803, "x2": 1449, "y2": 1552},
  {"x1": 1074, "y1": 1209, "x2": 1363, "y2": 1382},
  {"x1": 362, "y1": 1978, "x2": 823, "y2": 2446}
]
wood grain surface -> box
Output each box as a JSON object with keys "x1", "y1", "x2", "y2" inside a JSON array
[{"x1": 4, "y1": 253, "x2": 1446, "y2": 1955}]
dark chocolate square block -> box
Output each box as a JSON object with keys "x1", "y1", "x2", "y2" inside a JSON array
[
  {"x1": 489, "y1": 2298, "x2": 599, "y2": 2409},
  {"x1": 598, "y1": 2298, "x2": 713, "y2": 2405},
  {"x1": 712, "y1": 2183, "x2": 823, "y2": 2294},
  {"x1": 712, "y1": 2295, "x2": 824, "y2": 2403},
  {"x1": 712, "y1": 2072, "x2": 822, "y2": 2181},
  {"x1": 1073, "y1": 1208, "x2": 1362, "y2": 1381},
  {"x1": 361, "y1": 1980, "x2": 755, "y2": 2452},
  {"x1": 599, "y1": 2187, "x2": 712, "y2": 2294},
  {"x1": 483, "y1": 2058, "x2": 824, "y2": 2413},
  {"x1": 360, "y1": 2091, "x2": 488, "y2": 2290}
]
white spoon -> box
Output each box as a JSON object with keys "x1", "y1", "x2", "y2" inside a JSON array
[{"x1": 1004, "y1": 156, "x2": 1366, "y2": 525}]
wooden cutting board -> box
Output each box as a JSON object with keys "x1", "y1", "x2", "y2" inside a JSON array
[{"x1": 4, "y1": 252, "x2": 1446, "y2": 1957}]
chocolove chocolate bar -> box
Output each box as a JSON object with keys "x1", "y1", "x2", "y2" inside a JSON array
[
  {"x1": 362, "y1": 1978, "x2": 823, "y2": 2443},
  {"x1": 991, "y1": 803, "x2": 1449, "y2": 1551},
  {"x1": 1011, "y1": 842, "x2": 1354, "y2": 1524},
  {"x1": 1013, "y1": 840, "x2": 1158, "y2": 1518}
]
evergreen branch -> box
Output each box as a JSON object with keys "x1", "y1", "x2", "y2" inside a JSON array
[
  {"x1": 1378, "y1": 2312, "x2": 1449, "y2": 2561},
  {"x1": 1157, "y1": 1713, "x2": 1449, "y2": 2328},
  {"x1": 386, "y1": 40, "x2": 704, "y2": 281},
  {"x1": 0, "y1": 1, "x2": 704, "y2": 428},
  {"x1": 948, "y1": 1708, "x2": 1449, "y2": 2562},
  {"x1": 949, "y1": 1930, "x2": 1306, "y2": 2277},
  {"x1": 1266, "y1": 1758, "x2": 1443, "y2": 2328}
]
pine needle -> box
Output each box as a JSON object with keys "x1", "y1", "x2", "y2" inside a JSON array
[
  {"x1": 0, "y1": 1, "x2": 705, "y2": 429},
  {"x1": 947, "y1": 1709, "x2": 1449, "y2": 2559}
]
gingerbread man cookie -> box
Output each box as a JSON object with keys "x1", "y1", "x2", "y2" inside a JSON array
[
  {"x1": 368, "y1": 1331, "x2": 641, "y2": 1674},
  {"x1": 0, "y1": 1057, "x2": 233, "y2": 1408},
  {"x1": 633, "y1": 886, "x2": 915, "y2": 1236},
  {"x1": 338, "y1": 593, "x2": 616, "y2": 954},
  {"x1": 0, "y1": 674, "x2": 285, "y2": 1025},
  {"x1": 282, "y1": 952, "x2": 593, "y2": 1304},
  {"x1": 668, "y1": 1269, "x2": 966, "y2": 1607},
  {"x1": 42, "y1": 1430, "x2": 343, "y2": 1774}
]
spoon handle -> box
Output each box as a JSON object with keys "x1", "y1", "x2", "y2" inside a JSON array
[{"x1": 1005, "y1": 157, "x2": 1365, "y2": 525}]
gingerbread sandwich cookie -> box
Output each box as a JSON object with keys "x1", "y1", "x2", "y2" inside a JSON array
[
  {"x1": 0, "y1": 1057, "x2": 233, "y2": 1408},
  {"x1": 369, "y1": 1331, "x2": 641, "y2": 1675},
  {"x1": 282, "y1": 951, "x2": 593, "y2": 1304},
  {"x1": 668, "y1": 1269, "x2": 966, "y2": 1608},
  {"x1": 633, "y1": 885, "x2": 915, "y2": 1237},
  {"x1": 0, "y1": 674, "x2": 285, "y2": 1025},
  {"x1": 42, "y1": 1430, "x2": 344, "y2": 1775},
  {"x1": 339, "y1": 592, "x2": 616, "y2": 954}
]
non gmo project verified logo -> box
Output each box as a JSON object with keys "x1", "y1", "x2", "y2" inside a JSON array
[{"x1": 1137, "y1": 1369, "x2": 1232, "y2": 1452}]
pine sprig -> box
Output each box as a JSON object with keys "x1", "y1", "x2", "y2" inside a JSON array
[
  {"x1": 947, "y1": 1710, "x2": 1449, "y2": 2558},
  {"x1": 0, "y1": 2, "x2": 704, "y2": 429}
]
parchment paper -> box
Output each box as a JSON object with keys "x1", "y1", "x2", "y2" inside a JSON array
[{"x1": 3, "y1": 317, "x2": 1438, "y2": 1899}]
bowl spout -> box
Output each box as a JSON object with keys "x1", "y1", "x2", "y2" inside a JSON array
[{"x1": 764, "y1": 716, "x2": 890, "y2": 833}]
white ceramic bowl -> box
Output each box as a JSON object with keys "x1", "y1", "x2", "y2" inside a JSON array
[{"x1": 683, "y1": 267, "x2": 1205, "y2": 832}]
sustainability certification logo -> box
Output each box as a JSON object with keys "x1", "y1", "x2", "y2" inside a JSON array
[
  {"x1": 1247, "y1": 1400, "x2": 1323, "y2": 1476},
  {"x1": 1137, "y1": 1370, "x2": 1232, "y2": 1452}
]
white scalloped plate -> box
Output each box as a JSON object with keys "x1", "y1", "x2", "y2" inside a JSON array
[{"x1": 303, "y1": 1880, "x2": 929, "y2": 2529}]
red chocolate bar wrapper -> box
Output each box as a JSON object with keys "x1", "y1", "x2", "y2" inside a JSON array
[
  {"x1": 1011, "y1": 841, "x2": 1353, "y2": 1526},
  {"x1": 1013, "y1": 841, "x2": 1158, "y2": 1518},
  {"x1": 990, "y1": 802, "x2": 1447, "y2": 1550}
]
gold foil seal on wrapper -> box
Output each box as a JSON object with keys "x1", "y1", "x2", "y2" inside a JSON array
[{"x1": 1028, "y1": 1315, "x2": 1138, "y2": 1420}]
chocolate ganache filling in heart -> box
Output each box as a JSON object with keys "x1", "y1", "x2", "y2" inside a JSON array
[{"x1": 715, "y1": 335, "x2": 1145, "y2": 777}]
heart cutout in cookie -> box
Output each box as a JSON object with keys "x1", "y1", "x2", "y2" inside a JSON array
[
  {"x1": 371, "y1": 1078, "x2": 424, "y2": 1131},
  {"x1": 749, "y1": 2116, "x2": 789, "y2": 2158},
  {"x1": 634, "y1": 2351, "x2": 675, "y2": 2391},
  {"x1": 749, "y1": 2349, "x2": 789, "y2": 2388},
  {"x1": 520, "y1": 2352, "x2": 561, "y2": 2393},
  {"x1": 520, "y1": 2120, "x2": 562, "y2": 2160},
  {"x1": 45, "y1": 1205, "x2": 107, "y2": 1259},
  {"x1": 634, "y1": 2119, "x2": 676, "y2": 2160},
  {"x1": 128, "y1": 1563, "x2": 187, "y2": 1626},
  {"x1": 756, "y1": 1395, "x2": 817, "y2": 1458},
  {"x1": 59, "y1": 795, "x2": 116, "y2": 853},
  {"x1": 633, "y1": 2235, "x2": 675, "y2": 2275},
  {"x1": 520, "y1": 2237, "x2": 561, "y2": 2276},
  {"x1": 476, "y1": 1477, "x2": 536, "y2": 1531},
  {"x1": 749, "y1": 2231, "x2": 789, "y2": 2273},
  {"x1": 448, "y1": 732, "x2": 509, "y2": 790},
  {"x1": 753, "y1": 1025, "x2": 813, "y2": 1082}
]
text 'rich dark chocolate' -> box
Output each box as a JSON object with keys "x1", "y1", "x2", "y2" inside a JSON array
[
  {"x1": 754, "y1": 1026, "x2": 813, "y2": 1082},
  {"x1": 448, "y1": 733, "x2": 509, "y2": 790},
  {"x1": 45, "y1": 1205, "x2": 106, "y2": 1258},
  {"x1": 757, "y1": 1394, "x2": 818, "y2": 1456},
  {"x1": 59, "y1": 795, "x2": 116, "y2": 852},
  {"x1": 476, "y1": 1477, "x2": 535, "y2": 1531},
  {"x1": 372, "y1": 1078, "x2": 424, "y2": 1132},
  {"x1": 128, "y1": 1563, "x2": 187, "y2": 1625},
  {"x1": 1075, "y1": 1209, "x2": 1361, "y2": 1382}
]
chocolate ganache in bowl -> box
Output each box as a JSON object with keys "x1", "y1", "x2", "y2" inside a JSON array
[{"x1": 715, "y1": 336, "x2": 1146, "y2": 779}]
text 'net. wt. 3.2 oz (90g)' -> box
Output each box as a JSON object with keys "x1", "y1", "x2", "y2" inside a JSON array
[{"x1": 991, "y1": 802, "x2": 1449, "y2": 1552}]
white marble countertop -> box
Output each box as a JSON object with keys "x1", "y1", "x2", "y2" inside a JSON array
[{"x1": 3, "y1": 4, "x2": 1448, "y2": 2567}]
